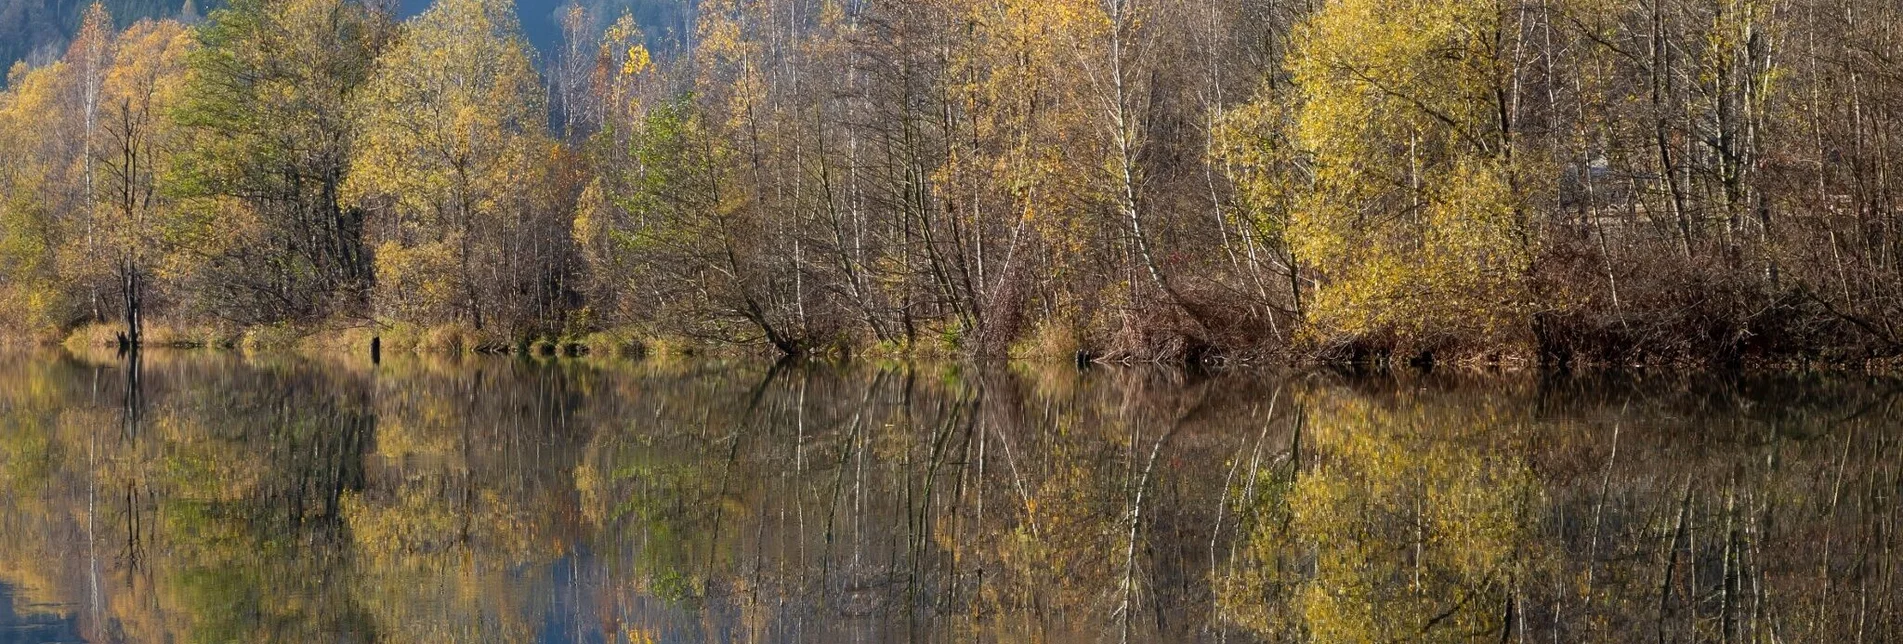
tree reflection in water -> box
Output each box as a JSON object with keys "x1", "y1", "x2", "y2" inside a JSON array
[{"x1": 0, "y1": 352, "x2": 1898, "y2": 642}]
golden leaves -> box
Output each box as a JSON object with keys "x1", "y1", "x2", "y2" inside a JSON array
[
  {"x1": 349, "y1": 0, "x2": 553, "y2": 324},
  {"x1": 622, "y1": 44, "x2": 654, "y2": 77},
  {"x1": 1228, "y1": 0, "x2": 1538, "y2": 353},
  {"x1": 1225, "y1": 386, "x2": 1547, "y2": 642}
]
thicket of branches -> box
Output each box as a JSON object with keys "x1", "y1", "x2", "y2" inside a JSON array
[{"x1": 3, "y1": 0, "x2": 1903, "y2": 365}]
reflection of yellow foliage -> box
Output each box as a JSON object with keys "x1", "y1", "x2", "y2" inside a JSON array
[
  {"x1": 368, "y1": 415, "x2": 459, "y2": 462},
  {"x1": 572, "y1": 461, "x2": 602, "y2": 524},
  {"x1": 343, "y1": 474, "x2": 548, "y2": 642},
  {"x1": 1225, "y1": 385, "x2": 1547, "y2": 641}
]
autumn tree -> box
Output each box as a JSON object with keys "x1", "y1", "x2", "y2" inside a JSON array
[
  {"x1": 69, "y1": 3, "x2": 115, "y2": 322},
  {"x1": 1226, "y1": 0, "x2": 1542, "y2": 358},
  {"x1": 0, "y1": 3, "x2": 128, "y2": 340},
  {"x1": 572, "y1": 11, "x2": 660, "y2": 323},
  {"x1": 349, "y1": 0, "x2": 577, "y2": 336},
  {"x1": 91, "y1": 19, "x2": 192, "y2": 347},
  {"x1": 552, "y1": 2, "x2": 598, "y2": 139},
  {"x1": 0, "y1": 61, "x2": 81, "y2": 338},
  {"x1": 169, "y1": 0, "x2": 396, "y2": 325},
  {"x1": 581, "y1": 0, "x2": 830, "y2": 354}
]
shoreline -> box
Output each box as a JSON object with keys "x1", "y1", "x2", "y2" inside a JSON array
[{"x1": 19, "y1": 320, "x2": 1896, "y2": 376}]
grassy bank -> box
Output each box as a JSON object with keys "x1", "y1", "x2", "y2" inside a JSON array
[
  {"x1": 56, "y1": 320, "x2": 699, "y2": 361},
  {"x1": 38, "y1": 313, "x2": 1903, "y2": 374}
]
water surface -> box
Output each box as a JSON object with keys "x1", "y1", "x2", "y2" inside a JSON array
[{"x1": 0, "y1": 351, "x2": 1898, "y2": 642}]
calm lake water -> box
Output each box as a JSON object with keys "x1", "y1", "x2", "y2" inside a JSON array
[{"x1": 0, "y1": 351, "x2": 1898, "y2": 643}]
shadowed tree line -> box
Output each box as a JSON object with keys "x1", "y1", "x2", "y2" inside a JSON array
[{"x1": 4, "y1": 0, "x2": 1903, "y2": 364}]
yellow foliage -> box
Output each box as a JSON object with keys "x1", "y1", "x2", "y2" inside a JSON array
[
  {"x1": 1224, "y1": 385, "x2": 1547, "y2": 641},
  {"x1": 348, "y1": 0, "x2": 552, "y2": 328},
  {"x1": 0, "y1": 61, "x2": 78, "y2": 336},
  {"x1": 595, "y1": 13, "x2": 656, "y2": 123},
  {"x1": 1225, "y1": 0, "x2": 1540, "y2": 353},
  {"x1": 622, "y1": 44, "x2": 653, "y2": 77}
]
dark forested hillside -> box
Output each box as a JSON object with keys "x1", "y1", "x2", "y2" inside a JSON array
[
  {"x1": 0, "y1": 0, "x2": 200, "y2": 72},
  {"x1": 513, "y1": 0, "x2": 695, "y2": 56},
  {"x1": 1, "y1": 0, "x2": 692, "y2": 83}
]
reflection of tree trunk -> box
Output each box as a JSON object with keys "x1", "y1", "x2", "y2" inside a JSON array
[
  {"x1": 1818, "y1": 425, "x2": 1853, "y2": 632},
  {"x1": 1219, "y1": 388, "x2": 1284, "y2": 589},
  {"x1": 124, "y1": 482, "x2": 143, "y2": 578},
  {"x1": 460, "y1": 368, "x2": 479, "y2": 544},
  {"x1": 1121, "y1": 421, "x2": 1177, "y2": 643},
  {"x1": 1501, "y1": 587, "x2": 1517, "y2": 644},
  {"x1": 1586, "y1": 421, "x2": 1620, "y2": 590},
  {"x1": 1720, "y1": 486, "x2": 1739, "y2": 643},
  {"x1": 265, "y1": 364, "x2": 376, "y2": 532},
  {"x1": 911, "y1": 378, "x2": 979, "y2": 627},
  {"x1": 704, "y1": 358, "x2": 790, "y2": 580},
  {"x1": 818, "y1": 369, "x2": 887, "y2": 613},
  {"x1": 122, "y1": 348, "x2": 142, "y2": 441},
  {"x1": 1657, "y1": 479, "x2": 1692, "y2": 644},
  {"x1": 119, "y1": 349, "x2": 147, "y2": 593},
  {"x1": 1211, "y1": 387, "x2": 1281, "y2": 626}
]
